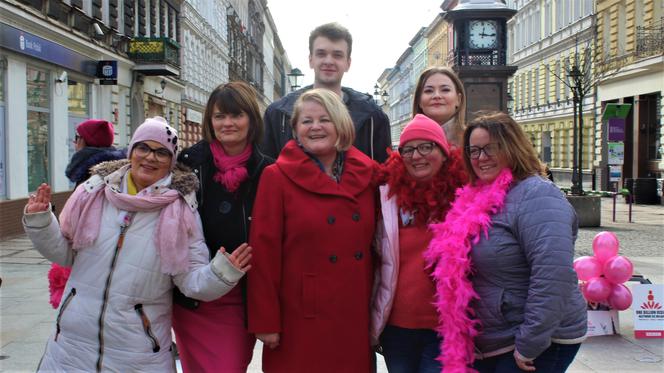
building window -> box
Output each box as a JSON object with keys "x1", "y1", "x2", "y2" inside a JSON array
[
  {"x1": 555, "y1": 61, "x2": 561, "y2": 102},
  {"x1": 68, "y1": 81, "x2": 90, "y2": 160},
  {"x1": 0, "y1": 66, "x2": 6, "y2": 198},
  {"x1": 545, "y1": 1, "x2": 552, "y2": 35},
  {"x1": 544, "y1": 64, "x2": 550, "y2": 104},
  {"x1": 534, "y1": 68, "x2": 540, "y2": 106},
  {"x1": 584, "y1": 0, "x2": 593, "y2": 16},
  {"x1": 646, "y1": 93, "x2": 662, "y2": 161},
  {"x1": 617, "y1": 1, "x2": 626, "y2": 54},
  {"x1": 542, "y1": 131, "x2": 552, "y2": 163},
  {"x1": 556, "y1": 0, "x2": 563, "y2": 30},
  {"x1": 26, "y1": 66, "x2": 50, "y2": 192}
]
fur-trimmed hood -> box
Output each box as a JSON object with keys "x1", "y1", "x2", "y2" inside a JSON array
[{"x1": 89, "y1": 159, "x2": 199, "y2": 196}]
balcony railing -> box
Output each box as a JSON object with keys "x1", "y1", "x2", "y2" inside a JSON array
[
  {"x1": 128, "y1": 37, "x2": 180, "y2": 68},
  {"x1": 636, "y1": 18, "x2": 664, "y2": 58},
  {"x1": 451, "y1": 49, "x2": 507, "y2": 67}
]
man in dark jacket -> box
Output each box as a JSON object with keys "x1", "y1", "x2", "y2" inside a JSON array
[{"x1": 262, "y1": 22, "x2": 391, "y2": 163}]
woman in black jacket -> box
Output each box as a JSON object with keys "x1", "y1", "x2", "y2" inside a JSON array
[{"x1": 172, "y1": 81, "x2": 273, "y2": 373}]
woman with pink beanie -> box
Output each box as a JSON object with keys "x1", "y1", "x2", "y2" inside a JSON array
[
  {"x1": 23, "y1": 116, "x2": 252, "y2": 372},
  {"x1": 371, "y1": 114, "x2": 467, "y2": 372}
]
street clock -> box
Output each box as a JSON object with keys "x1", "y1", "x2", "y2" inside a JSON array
[
  {"x1": 468, "y1": 20, "x2": 498, "y2": 49},
  {"x1": 442, "y1": 0, "x2": 517, "y2": 120}
]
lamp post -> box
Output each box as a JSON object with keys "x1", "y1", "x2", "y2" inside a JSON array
[
  {"x1": 567, "y1": 65, "x2": 584, "y2": 195},
  {"x1": 373, "y1": 83, "x2": 389, "y2": 106},
  {"x1": 287, "y1": 68, "x2": 304, "y2": 91}
]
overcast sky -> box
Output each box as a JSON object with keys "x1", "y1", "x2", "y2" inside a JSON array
[{"x1": 267, "y1": 0, "x2": 443, "y2": 95}]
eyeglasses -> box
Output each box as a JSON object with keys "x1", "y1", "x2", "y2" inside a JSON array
[
  {"x1": 73, "y1": 134, "x2": 81, "y2": 143},
  {"x1": 467, "y1": 143, "x2": 500, "y2": 160},
  {"x1": 398, "y1": 142, "x2": 437, "y2": 159},
  {"x1": 133, "y1": 142, "x2": 172, "y2": 163}
]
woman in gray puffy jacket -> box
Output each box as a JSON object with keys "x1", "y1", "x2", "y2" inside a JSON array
[{"x1": 427, "y1": 112, "x2": 587, "y2": 372}]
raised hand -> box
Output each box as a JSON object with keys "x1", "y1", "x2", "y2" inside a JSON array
[
  {"x1": 26, "y1": 183, "x2": 52, "y2": 214},
  {"x1": 222, "y1": 243, "x2": 253, "y2": 272}
]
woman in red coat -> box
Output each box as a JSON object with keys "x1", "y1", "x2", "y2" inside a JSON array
[{"x1": 247, "y1": 89, "x2": 377, "y2": 372}]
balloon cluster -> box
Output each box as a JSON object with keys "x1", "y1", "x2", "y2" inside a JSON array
[{"x1": 573, "y1": 232, "x2": 634, "y2": 311}]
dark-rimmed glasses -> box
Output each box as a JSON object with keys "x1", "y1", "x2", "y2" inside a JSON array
[
  {"x1": 398, "y1": 142, "x2": 437, "y2": 159},
  {"x1": 133, "y1": 142, "x2": 172, "y2": 163},
  {"x1": 466, "y1": 143, "x2": 500, "y2": 160}
]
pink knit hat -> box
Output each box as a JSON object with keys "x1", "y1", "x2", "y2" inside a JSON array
[
  {"x1": 76, "y1": 119, "x2": 114, "y2": 147},
  {"x1": 399, "y1": 114, "x2": 450, "y2": 156},
  {"x1": 128, "y1": 117, "x2": 179, "y2": 169}
]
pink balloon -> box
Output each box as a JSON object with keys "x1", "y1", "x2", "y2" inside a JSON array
[
  {"x1": 592, "y1": 232, "x2": 620, "y2": 264},
  {"x1": 583, "y1": 277, "x2": 612, "y2": 303},
  {"x1": 603, "y1": 256, "x2": 634, "y2": 284},
  {"x1": 608, "y1": 283, "x2": 633, "y2": 311},
  {"x1": 574, "y1": 256, "x2": 603, "y2": 281}
]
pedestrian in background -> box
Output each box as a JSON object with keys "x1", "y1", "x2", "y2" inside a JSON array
[
  {"x1": 371, "y1": 114, "x2": 467, "y2": 372},
  {"x1": 248, "y1": 89, "x2": 377, "y2": 372},
  {"x1": 426, "y1": 112, "x2": 586, "y2": 372},
  {"x1": 65, "y1": 119, "x2": 125, "y2": 186},
  {"x1": 23, "y1": 117, "x2": 251, "y2": 372},
  {"x1": 412, "y1": 67, "x2": 467, "y2": 148},
  {"x1": 172, "y1": 81, "x2": 273, "y2": 373},
  {"x1": 262, "y1": 22, "x2": 391, "y2": 162}
]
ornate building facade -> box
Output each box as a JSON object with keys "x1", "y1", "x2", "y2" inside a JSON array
[
  {"x1": 594, "y1": 0, "x2": 663, "y2": 192},
  {"x1": 507, "y1": 0, "x2": 596, "y2": 187}
]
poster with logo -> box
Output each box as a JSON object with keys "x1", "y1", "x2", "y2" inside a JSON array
[
  {"x1": 608, "y1": 142, "x2": 625, "y2": 165},
  {"x1": 609, "y1": 165, "x2": 622, "y2": 182},
  {"x1": 633, "y1": 284, "x2": 664, "y2": 338}
]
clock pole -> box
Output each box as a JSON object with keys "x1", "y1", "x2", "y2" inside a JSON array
[{"x1": 442, "y1": 0, "x2": 517, "y2": 120}]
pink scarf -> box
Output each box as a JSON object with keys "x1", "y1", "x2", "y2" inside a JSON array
[
  {"x1": 59, "y1": 168, "x2": 197, "y2": 275},
  {"x1": 425, "y1": 168, "x2": 513, "y2": 372},
  {"x1": 210, "y1": 141, "x2": 252, "y2": 192}
]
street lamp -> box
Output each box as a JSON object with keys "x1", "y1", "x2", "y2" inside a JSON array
[
  {"x1": 567, "y1": 65, "x2": 584, "y2": 195},
  {"x1": 373, "y1": 83, "x2": 389, "y2": 106},
  {"x1": 287, "y1": 68, "x2": 304, "y2": 91}
]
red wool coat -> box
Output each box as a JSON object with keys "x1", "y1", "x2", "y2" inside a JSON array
[{"x1": 248, "y1": 141, "x2": 377, "y2": 373}]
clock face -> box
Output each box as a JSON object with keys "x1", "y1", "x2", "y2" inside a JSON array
[{"x1": 468, "y1": 20, "x2": 498, "y2": 49}]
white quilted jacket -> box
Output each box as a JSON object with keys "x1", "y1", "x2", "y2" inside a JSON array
[{"x1": 23, "y1": 165, "x2": 244, "y2": 372}]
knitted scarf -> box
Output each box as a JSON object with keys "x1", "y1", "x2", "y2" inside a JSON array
[
  {"x1": 424, "y1": 168, "x2": 513, "y2": 372},
  {"x1": 210, "y1": 140, "x2": 252, "y2": 192},
  {"x1": 59, "y1": 165, "x2": 197, "y2": 276}
]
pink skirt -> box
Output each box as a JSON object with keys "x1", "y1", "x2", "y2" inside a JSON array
[{"x1": 172, "y1": 286, "x2": 256, "y2": 373}]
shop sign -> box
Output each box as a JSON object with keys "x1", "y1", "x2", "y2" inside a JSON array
[
  {"x1": 608, "y1": 118, "x2": 626, "y2": 142},
  {"x1": 97, "y1": 61, "x2": 117, "y2": 85},
  {"x1": 0, "y1": 22, "x2": 96, "y2": 76}
]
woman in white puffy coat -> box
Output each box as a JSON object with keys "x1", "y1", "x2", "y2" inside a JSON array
[{"x1": 23, "y1": 117, "x2": 252, "y2": 372}]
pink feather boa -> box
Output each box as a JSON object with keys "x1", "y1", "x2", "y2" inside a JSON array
[
  {"x1": 48, "y1": 263, "x2": 71, "y2": 309},
  {"x1": 425, "y1": 168, "x2": 513, "y2": 372}
]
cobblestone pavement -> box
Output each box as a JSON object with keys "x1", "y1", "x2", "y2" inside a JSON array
[
  {"x1": 575, "y1": 197, "x2": 664, "y2": 258},
  {"x1": 1, "y1": 197, "x2": 662, "y2": 372}
]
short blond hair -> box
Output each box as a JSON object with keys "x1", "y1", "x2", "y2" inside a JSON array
[{"x1": 291, "y1": 89, "x2": 355, "y2": 151}]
